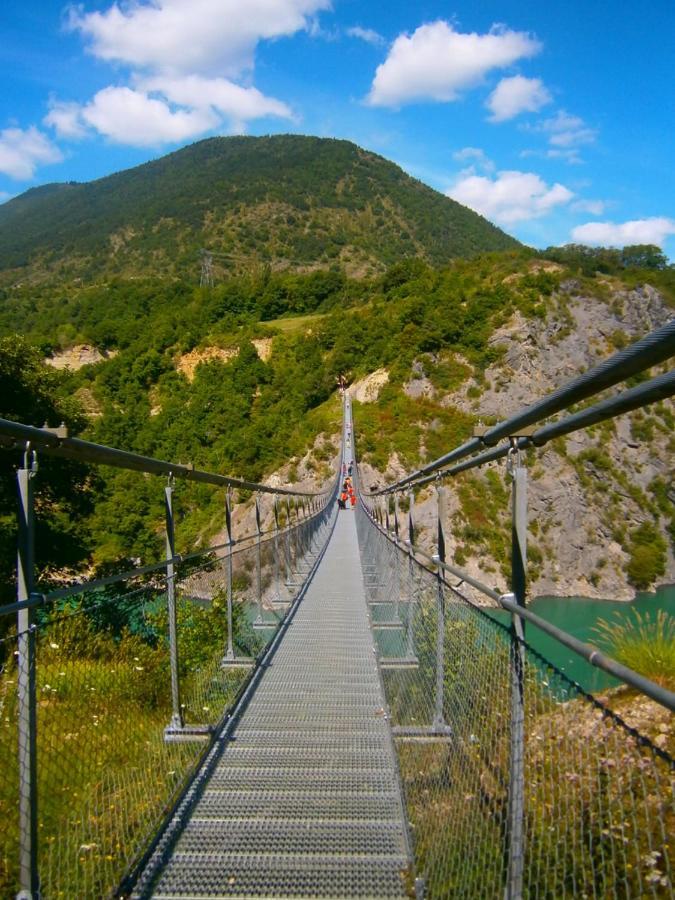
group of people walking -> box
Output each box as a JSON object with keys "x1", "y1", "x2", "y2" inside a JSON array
[{"x1": 338, "y1": 461, "x2": 356, "y2": 509}]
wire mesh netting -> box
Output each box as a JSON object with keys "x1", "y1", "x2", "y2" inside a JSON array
[
  {"x1": 0, "y1": 504, "x2": 332, "y2": 899},
  {"x1": 356, "y1": 505, "x2": 674, "y2": 899}
]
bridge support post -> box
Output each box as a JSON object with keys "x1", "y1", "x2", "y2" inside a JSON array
[
  {"x1": 225, "y1": 490, "x2": 235, "y2": 660},
  {"x1": 220, "y1": 490, "x2": 238, "y2": 664},
  {"x1": 16, "y1": 446, "x2": 40, "y2": 900},
  {"x1": 432, "y1": 482, "x2": 447, "y2": 733},
  {"x1": 272, "y1": 497, "x2": 282, "y2": 604},
  {"x1": 283, "y1": 498, "x2": 293, "y2": 586},
  {"x1": 403, "y1": 492, "x2": 416, "y2": 663},
  {"x1": 505, "y1": 441, "x2": 527, "y2": 900},
  {"x1": 253, "y1": 495, "x2": 265, "y2": 627},
  {"x1": 221, "y1": 491, "x2": 254, "y2": 668},
  {"x1": 164, "y1": 477, "x2": 184, "y2": 732}
]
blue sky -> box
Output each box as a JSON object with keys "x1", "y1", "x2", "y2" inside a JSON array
[{"x1": 2, "y1": 0, "x2": 674, "y2": 257}]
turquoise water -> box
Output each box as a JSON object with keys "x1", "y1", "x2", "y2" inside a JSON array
[
  {"x1": 241, "y1": 584, "x2": 675, "y2": 694},
  {"x1": 506, "y1": 584, "x2": 675, "y2": 693}
]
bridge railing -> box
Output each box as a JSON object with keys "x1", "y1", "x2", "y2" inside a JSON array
[
  {"x1": 355, "y1": 320, "x2": 674, "y2": 898},
  {"x1": 0, "y1": 420, "x2": 337, "y2": 899},
  {"x1": 355, "y1": 509, "x2": 673, "y2": 898}
]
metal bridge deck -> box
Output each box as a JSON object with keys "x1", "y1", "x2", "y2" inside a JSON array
[{"x1": 147, "y1": 511, "x2": 412, "y2": 899}]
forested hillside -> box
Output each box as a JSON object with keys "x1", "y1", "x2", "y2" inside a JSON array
[
  {"x1": 0, "y1": 135, "x2": 518, "y2": 284},
  {"x1": 1, "y1": 244, "x2": 673, "y2": 604}
]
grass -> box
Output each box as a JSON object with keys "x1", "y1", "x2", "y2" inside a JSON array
[
  {"x1": 594, "y1": 610, "x2": 675, "y2": 688},
  {"x1": 261, "y1": 312, "x2": 327, "y2": 333},
  {"x1": 372, "y1": 551, "x2": 673, "y2": 897},
  {"x1": 0, "y1": 584, "x2": 264, "y2": 898}
]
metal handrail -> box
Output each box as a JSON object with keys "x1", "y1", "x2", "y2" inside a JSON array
[
  {"x1": 0, "y1": 500, "x2": 329, "y2": 619},
  {"x1": 387, "y1": 367, "x2": 675, "y2": 491},
  {"x1": 361, "y1": 501, "x2": 675, "y2": 713},
  {"x1": 0, "y1": 417, "x2": 329, "y2": 497},
  {"x1": 376, "y1": 319, "x2": 675, "y2": 494}
]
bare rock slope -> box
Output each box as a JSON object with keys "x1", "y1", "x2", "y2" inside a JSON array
[{"x1": 359, "y1": 280, "x2": 674, "y2": 602}]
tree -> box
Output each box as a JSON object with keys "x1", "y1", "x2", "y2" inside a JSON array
[
  {"x1": 0, "y1": 335, "x2": 92, "y2": 603},
  {"x1": 620, "y1": 244, "x2": 668, "y2": 270}
]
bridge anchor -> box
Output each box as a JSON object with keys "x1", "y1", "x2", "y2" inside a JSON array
[{"x1": 163, "y1": 723, "x2": 213, "y2": 743}]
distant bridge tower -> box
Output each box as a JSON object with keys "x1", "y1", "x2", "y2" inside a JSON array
[{"x1": 200, "y1": 251, "x2": 214, "y2": 288}]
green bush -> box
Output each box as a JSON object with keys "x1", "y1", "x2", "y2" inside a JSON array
[
  {"x1": 625, "y1": 522, "x2": 666, "y2": 589},
  {"x1": 594, "y1": 610, "x2": 675, "y2": 688}
]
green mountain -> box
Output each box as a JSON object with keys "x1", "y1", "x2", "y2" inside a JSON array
[{"x1": 0, "y1": 135, "x2": 518, "y2": 283}]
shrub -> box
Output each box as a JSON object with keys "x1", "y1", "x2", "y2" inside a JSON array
[
  {"x1": 594, "y1": 610, "x2": 675, "y2": 688},
  {"x1": 625, "y1": 522, "x2": 666, "y2": 589}
]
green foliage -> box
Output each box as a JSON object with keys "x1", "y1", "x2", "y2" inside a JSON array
[
  {"x1": 540, "y1": 244, "x2": 675, "y2": 305},
  {"x1": 541, "y1": 243, "x2": 670, "y2": 275},
  {"x1": 625, "y1": 522, "x2": 667, "y2": 589},
  {"x1": 454, "y1": 469, "x2": 510, "y2": 578},
  {"x1": 0, "y1": 245, "x2": 671, "y2": 588},
  {"x1": 0, "y1": 135, "x2": 518, "y2": 284},
  {"x1": 0, "y1": 583, "x2": 261, "y2": 897},
  {"x1": 594, "y1": 610, "x2": 675, "y2": 688},
  {"x1": 0, "y1": 335, "x2": 93, "y2": 602}
]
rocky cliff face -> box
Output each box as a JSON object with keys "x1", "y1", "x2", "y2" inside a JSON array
[{"x1": 359, "y1": 280, "x2": 674, "y2": 602}]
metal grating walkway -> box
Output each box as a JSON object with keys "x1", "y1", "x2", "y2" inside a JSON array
[{"x1": 147, "y1": 510, "x2": 413, "y2": 899}]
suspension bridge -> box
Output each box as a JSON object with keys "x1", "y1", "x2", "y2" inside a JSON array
[{"x1": 0, "y1": 322, "x2": 673, "y2": 898}]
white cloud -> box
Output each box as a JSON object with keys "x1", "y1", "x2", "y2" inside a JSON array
[
  {"x1": 453, "y1": 146, "x2": 490, "y2": 164},
  {"x1": 140, "y1": 74, "x2": 294, "y2": 123},
  {"x1": 448, "y1": 169, "x2": 573, "y2": 225},
  {"x1": 44, "y1": 100, "x2": 89, "y2": 139},
  {"x1": 452, "y1": 146, "x2": 495, "y2": 175},
  {"x1": 486, "y1": 75, "x2": 551, "y2": 122},
  {"x1": 347, "y1": 26, "x2": 384, "y2": 45},
  {"x1": 546, "y1": 148, "x2": 583, "y2": 164},
  {"x1": 54, "y1": 0, "x2": 317, "y2": 150},
  {"x1": 51, "y1": 76, "x2": 294, "y2": 147},
  {"x1": 520, "y1": 146, "x2": 584, "y2": 165},
  {"x1": 80, "y1": 87, "x2": 219, "y2": 147},
  {"x1": 571, "y1": 218, "x2": 675, "y2": 248},
  {"x1": 571, "y1": 199, "x2": 606, "y2": 215},
  {"x1": 538, "y1": 110, "x2": 596, "y2": 148},
  {"x1": 0, "y1": 126, "x2": 63, "y2": 179},
  {"x1": 367, "y1": 21, "x2": 541, "y2": 107},
  {"x1": 69, "y1": 0, "x2": 330, "y2": 77}
]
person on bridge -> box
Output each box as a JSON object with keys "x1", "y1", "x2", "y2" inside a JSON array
[
  {"x1": 339, "y1": 490, "x2": 348, "y2": 509},
  {"x1": 350, "y1": 491, "x2": 357, "y2": 507}
]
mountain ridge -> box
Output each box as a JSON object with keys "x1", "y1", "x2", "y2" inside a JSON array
[{"x1": 0, "y1": 134, "x2": 519, "y2": 282}]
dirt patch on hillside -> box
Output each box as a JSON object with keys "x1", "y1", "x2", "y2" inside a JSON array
[
  {"x1": 252, "y1": 338, "x2": 273, "y2": 361},
  {"x1": 46, "y1": 345, "x2": 118, "y2": 370},
  {"x1": 177, "y1": 347, "x2": 239, "y2": 381}
]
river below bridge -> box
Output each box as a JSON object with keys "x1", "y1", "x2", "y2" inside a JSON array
[
  {"x1": 509, "y1": 584, "x2": 675, "y2": 693},
  {"x1": 243, "y1": 583, "x2": 674, "y2": 695}
]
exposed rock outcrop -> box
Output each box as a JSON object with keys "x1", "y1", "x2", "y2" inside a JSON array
[
  {"x1": 349, "y1": 369, "x2": 389, "y2": 403},
  {"x1": 176, "y1": 346, "x2": 239, "y2": 381},
  {"x1": 359, "y1": 283, "x2": 674, "y2": 602},
  {"x1": 46, "y1": 344, "x2": 117, "y2": 370}
]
